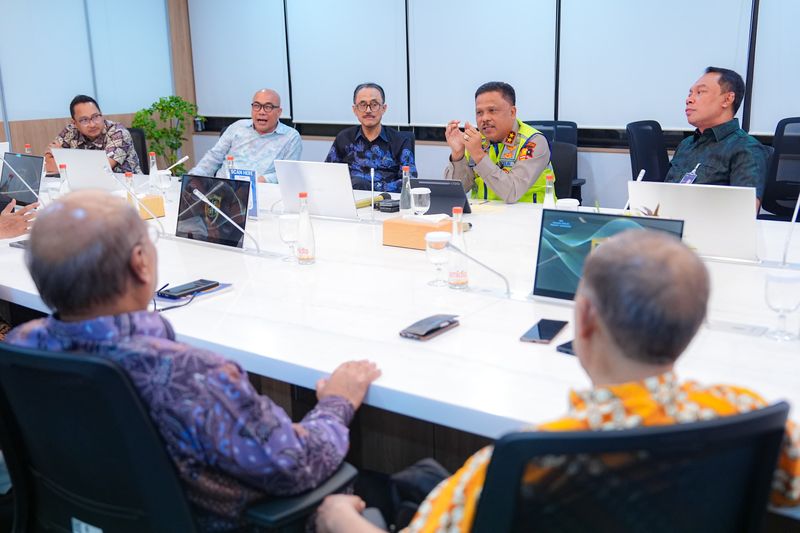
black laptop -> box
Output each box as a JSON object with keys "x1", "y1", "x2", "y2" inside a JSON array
[{"x1": 410, "y1": 178, "x2": 471, "y2": 215}]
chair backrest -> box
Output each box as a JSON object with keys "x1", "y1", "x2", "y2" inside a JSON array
[
  {"x1": 128, "y1": 126, "x2": 149, "y2": 174},
  {"x1": 523, "y1": 120, "x2": 578, "y2": 146},
  {"x1": 0, "y1": 343, "x2": 199, "y2": 533},
  {"x1": 472, "y1": 402, "x2": 789, "y2": 533},
  {"x1": 549, "y1": 141, "x2": 577, "y2": 199},
  {"x1": 396, "y1": 130, "x2": 416, "y2": 155},
  {"x1": 762, "y1": 117, "x2": 800, "y2": 219},
  {"x1": 626, "y1": 120, "x2": 670, "y2": 182}
]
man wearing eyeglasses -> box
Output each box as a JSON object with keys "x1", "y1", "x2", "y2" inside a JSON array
[
  {"x1": 188, "y1": 89, "x2": 301, "y2": 183},
  {"x1": 324, "y1": 83, "x2": 417, "y2": 192},
  {"x1": 45, "y1": 94, "x2": 142, "y2": 174}
]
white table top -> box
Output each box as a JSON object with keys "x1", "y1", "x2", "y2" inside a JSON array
[{"x1": 2, "y1": 183, "x2": 799, "y2": 438}]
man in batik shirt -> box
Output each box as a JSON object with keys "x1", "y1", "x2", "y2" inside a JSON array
[
  {"x1": 314, "y1": 230, "x2": 799, "y2": 533},
  {"x1": 45, "y1": 94, "x2": 142, "y2": 174},
  {"x1": 325, "y1": 83, "x2": 417, "y2": 192},
  {"x1": 7, "y1": 190, "x2": 381, "y2": 532}
]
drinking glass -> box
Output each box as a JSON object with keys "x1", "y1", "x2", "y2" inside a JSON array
[
  {"x1": 425, "y1": 231, "x2": 450, "y2": 286},
  {"x1": 764, "y1": 270, "x2": 800, "y2": 341},
  {"x1": 278, "y1": 214, "x2": 299, "y2": 262},
  {"x1": 411, "y1": 187, "x2": 431, "y2": 216},
  {"x1": 155, "y1": 170, "x2": 173, "y2": 202}
]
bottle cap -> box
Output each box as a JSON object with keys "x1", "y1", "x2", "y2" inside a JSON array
[
  {"x1": 58, "y1": 163, "x2": 66, "y2": 169},
  {"x1": 299, "y1": 192, "x2": 308, "y2": 199},
  {"x1": 24, "y1": 143, "x2": 31, "y2": 148},
  {"x1": 452, "y1": 206, "x2": 463, "y2": 214},
  {"x1": 226, "y1": 155, "x2": 234, "y2": 160},
  {"x1": 402, "y1": 165, "x2": 410, "y2": 171},
  {"x1": 546, "y1": 174, "x2": 555, "y2": 181},
  {"x1": 124, "y1": 171, "x2": 133, "y2": 177},
  {"x1": 148, "y1": 151, "x2": 156, "y2": 157}
]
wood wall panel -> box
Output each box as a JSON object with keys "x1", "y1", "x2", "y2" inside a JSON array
[
  {"x1": 0, "y1": 123, "x2": 6, "y2": 143},
  {"x1": 7, "y1": 113, "x2": 134, "y2": 157},
  {"x1": 167, "y1": 0, "x2": 196, "y2": 165}
]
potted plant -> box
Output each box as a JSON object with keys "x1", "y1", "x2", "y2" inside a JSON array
[{"x1": 132, "y1": 96, "x2": 204, "y2": 176}]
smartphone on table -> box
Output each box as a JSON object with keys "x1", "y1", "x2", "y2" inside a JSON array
[
  {"x1": 157, "y1": 279, "x2": 219, "y2": 299},
  {"x1": 520, "y1": 319, "x2": 568, "y2": 344}
]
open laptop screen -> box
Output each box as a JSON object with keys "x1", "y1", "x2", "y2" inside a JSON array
[
  {"x1": 0, "y1": 152, "x2": 43, "y2": 207},
  {"x1": 533, "y1": 209, "x2": 685, "y2": 301},
  {"x1": 176, "y1": 175, "x2": 250, "y2": 248}
]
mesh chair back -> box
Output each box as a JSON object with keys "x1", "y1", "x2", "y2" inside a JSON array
[
  {"x1": 549, "y1": 141, "x2": 577, "y2": 199},
  {"x1": 128, "y1": 127, "x2": 148, "y2": 175},
  {"x1": 762, "y1": 118, "x2": 800, "y2": 220},
  {"x1": 0, "y1": 343, "x2": 199, "y2": 533},
  {"x1": 626, "y1": 120, "x2": 670, "y2": 182},
  {"x1": 472, "y1": 402, "x2": 789, "y2": 533}
]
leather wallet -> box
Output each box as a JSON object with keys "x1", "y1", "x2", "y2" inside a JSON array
[{"x1": 399, "y1": 314, "x2": 459, "y2": 341}]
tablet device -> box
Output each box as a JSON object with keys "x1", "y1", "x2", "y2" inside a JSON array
[
  {"x1": 176, "y1": 174, "x2": 250, "y2": 248},
  {"x1": 1, "y1": 152, "x2": 43, "y2": 208},
  {"x1": 410, "y1": 178, "x2": 471, "y2": 215}
]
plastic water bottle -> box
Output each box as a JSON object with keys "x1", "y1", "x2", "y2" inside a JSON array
[
  {"x1": 53, "y1": 163, "x2": 68, "y2": 198},
  {"x1": 448, "y1": 206, "x2": 468, "y2": 289},
  {"x1": 543, "y1": 175, "x2": 556, "y2": 208},
  {"x1": 226, "y1": 155, "x2": 235, "y2": 180},
  {"x1": 24, "y1": 144, "x2": 32, "y2": 155},
  {"x1": 296, "y1": 192, "x2": 315, "y2": 265},
  {"x1": 148, "y1": 151, "x2": 159, "y2": 193},
  {"x1": 400, "y1": 165, "x2": 411, "y2": 211},
  {"x1": 124, "y1": 171, "x2": 136, "y2": 206}
]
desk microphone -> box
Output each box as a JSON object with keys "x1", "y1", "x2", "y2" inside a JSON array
[
  {"x1": 445, "y1": 242, "x2": 511, "y2": 296},
  {"x1": 3, "y1": 157, "x2": 42, "y2": 205},
  {"x1": 622, "y1": 169, "x2": 646, "y2": 212},
  {"x1": 108, "y1": 171, "x2": 167, "y2": 236},
  {"x1": 355, "y1": 192, "x2": 390, "y2": 209},
  {"x1": 781, "y1": 191, "x2": 800, "y2": 265},
  {"x1": 192, "y1": 188, "x2": 261, "y2": 253}
]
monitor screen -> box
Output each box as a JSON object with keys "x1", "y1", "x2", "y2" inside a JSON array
[
  {"x1": 533, "y1": 209, "x2": 685, "y2": 301},
  {"x1": 1, "y1": 153, "x2": 43, "y2": 207},
  {"x1": 176, "y1": 175, "x2": 250, "y2": 248}
]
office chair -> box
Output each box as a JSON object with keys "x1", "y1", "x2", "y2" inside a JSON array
[
  {"x1": 549, "y1": 141, "x2": 577, "y2": 200},
  {"x1": 396, "y1": 129, "x2": 416, "y2": 154},
  {"x1": 626, "y1": 120, "x2": 670, "y2": 182},
  {"x1": 128, "y1": 127, "x2": 149, "y2": 174},
  {"x1": 0, "y1": 343, "x2": 357, "y2": 533},
  {"x1": 524, "y1": 120, "x2": 585, "y2": 201},
  {"x1": 472, "y1": 402, "x2": 789, "y2": 533},
  {"x1": 760, "y1": 117, "x2": 800, "y2": 221}
]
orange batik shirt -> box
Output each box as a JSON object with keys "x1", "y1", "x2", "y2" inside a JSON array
[{"x1": 405, "y1": 372, "x2": 800, "y2": 533}]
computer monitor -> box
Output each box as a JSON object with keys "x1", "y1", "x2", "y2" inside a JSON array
[
  {"x1": 176, "y1": 175, "x2": 250, "y2": 248},
  {"x1": 533, "y1": 209, "x2": 685, "y2": 301},
  {"x1": 275, "y1": 160, "x2": 359, "y2": 220},
  {"x1": 410, "y1": 178, "x2": 471, "y2": 215},
  {"x1": 0, "y1": 152, "x2": 44, "y2": 208},
  {"x1": 628, "y1": 181, "x2": 758, "y2": 261}
]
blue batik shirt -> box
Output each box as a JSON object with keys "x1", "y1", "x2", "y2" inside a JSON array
[{"x1": 325, "y1": 125, "x2": 417, "y2": 192}]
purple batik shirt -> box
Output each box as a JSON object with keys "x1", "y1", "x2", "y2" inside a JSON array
[{"x1": 6, "y1": 311, "x2": 354, "y2": 532}]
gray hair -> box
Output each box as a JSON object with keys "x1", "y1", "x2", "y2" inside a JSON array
[
  {"x1": 26, "y1": 193, "x2": 146, "y2": 316},
  {"x1": 579, "y1": 230, "x2": 710, "y2": 365}
]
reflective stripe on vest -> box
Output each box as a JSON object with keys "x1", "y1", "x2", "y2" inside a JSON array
[{"x1": 465, "y1": 120, "x2": 555, "y2": 203}]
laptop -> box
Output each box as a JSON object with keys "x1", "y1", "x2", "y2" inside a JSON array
[
  {"x1": 628, "y1": 181, "x2": 758, "y2": 261},
  {"x1": 275, "y1": 160, "x2": 359, "y2": 220},
  {"x1": 1, "y1": 152, "x2": 44, "y2": 208},
  {"x1": 50, "y1": 148, "x2": 122, "y2": 192},
  {"x1": 176, "y1": 174, "x2": 251, "y2": 248},
  {"x1": 533, "y1": 209, "x2": 684, "y2": 302},
  {"x1": 410, "y1": 178, "x2": 471, "y2": 215}
]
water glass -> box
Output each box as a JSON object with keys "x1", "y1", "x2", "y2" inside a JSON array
[
  {"x1": 278, "y1": 214, "x2": 299, "y2": 262},
  {"x1": 425, "y1": 231, "x2": 450, "y2": 286},
  {"x1": 764, "y1": 270, "x2": 800, "y2": 341},
  {"x1": 411, "y1": 187, "x2": 431, "y2": 216}
]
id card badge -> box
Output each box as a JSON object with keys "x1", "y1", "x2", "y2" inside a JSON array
[
  {"x1": 679, "y1": 163, "x2": 701, "y2": 184},
  {"x1": 228, "y1": 168, "x2": 259, "y2": 219}
]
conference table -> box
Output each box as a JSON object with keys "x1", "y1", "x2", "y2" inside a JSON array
[{"x1": 0, "y1": 183, "x2": 799, "y2": 442}]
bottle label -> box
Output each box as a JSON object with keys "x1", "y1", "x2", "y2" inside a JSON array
[
  {"x1": 296, "y1": 247, "x2": 314, "y2": 263},
  {"x1": 448, "y1": 270, "x2": 468, "y2": 287}
]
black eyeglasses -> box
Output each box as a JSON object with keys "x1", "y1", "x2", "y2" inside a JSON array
[
  {"x1": 76, "y1": 113, "x2": 104, "y2": 126},
  {"x1": 355, "y1": 101, "x2": 384, "y2": 112},
  {"x1": 251, "y1": 102, "x2": 279, "y2": 112}
]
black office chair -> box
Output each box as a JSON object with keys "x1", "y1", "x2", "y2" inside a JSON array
[
  {"x1": 396, "y1": 129, "x2": 416, "y2": 154},
  {"x1": 0, "y1": 343, "x2": 357, "y2": 533},
  {"x1": 761, "y1": 117, "x2": 800, "y2": 221},
  {"x1": 472, "y1": 402, "x2": 790, "y2": 533},
  {"x1": 626, "y1": 120, "x2": 670, "y2": 182},
  {"x1": 524, "y1": 120, "x2": 585, "y2": 201},
  {"x1": 128, "y1": 126, "x2": 149, "y2": 175},
  {"x1": 549, "y1": 141, "x2": 577, "y2": 200}
]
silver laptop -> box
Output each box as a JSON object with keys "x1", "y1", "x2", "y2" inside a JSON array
[
  {"x1": 275, "y1": 160, "x2": 359, "y2": 220},
  {"x1": 51, "y1": 148, "x2": 122, "y2": 192},
  {"x1": 628, "y1": 181, "x2": 758, "y2": 262}
]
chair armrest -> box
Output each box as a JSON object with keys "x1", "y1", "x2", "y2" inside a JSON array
[
  {"x1": 571, "y1": 178, "x2": 586, "y2": 186},
  {"x1": 244, "y1": 463, "x2": 358, "y2": 528}
]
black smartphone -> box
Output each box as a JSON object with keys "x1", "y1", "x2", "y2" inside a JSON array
[
  {"x1": 520, "y1": 319, "x2": 568, "y2": 344},
  {"x1": 400, "y1": 314, "x2": 459, "y2": 341},
  {"x1": 556, "y1": 340, "x2": 575, "y2": 356},
  {"x1": 157, "y1": 279, "x2": 219, "y2": 299},
  {"x1": 9, "y1": 240, "x2": 28, "y2": 249}
]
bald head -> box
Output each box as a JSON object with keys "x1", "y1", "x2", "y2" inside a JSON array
[
  {"x1": 578, "y1": 230, "x2": 710, "y2": 365},
  {"x1": 251, "y1": 89, "x2": 282, "y2": 134},
  {"x1": 27, "y1": 190, "x2": 152, "y2": 317}
]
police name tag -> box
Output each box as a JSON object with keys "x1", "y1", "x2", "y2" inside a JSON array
[{"x1": 228, "y1": 168, "x2": 259, "y2": 219}]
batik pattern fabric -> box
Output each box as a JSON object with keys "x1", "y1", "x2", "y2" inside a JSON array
[
  {"x1": 54, "y1": 120, "x2": 142, "y2": 174},
  {"x1": 405, "y1": 371, "x2": 800, "y2": 532},
  {"x1": 6, "y1": 311, "x2": 354, "y2": 532},
  {"x1": 325, "y1": 125, "x2": 416, "y2": 192}
]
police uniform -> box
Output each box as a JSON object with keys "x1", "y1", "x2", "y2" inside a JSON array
[{"x1": 444, "y1": 119, "x2": 555, "y2": 203}]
